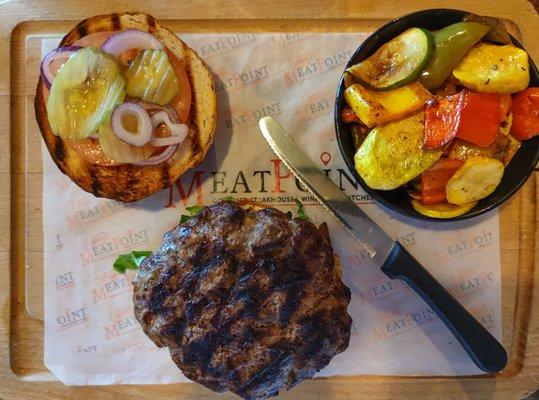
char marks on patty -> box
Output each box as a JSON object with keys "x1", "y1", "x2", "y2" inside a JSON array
[{"x1": 132, "y1": 202, "x2": 352, "y2": 400}]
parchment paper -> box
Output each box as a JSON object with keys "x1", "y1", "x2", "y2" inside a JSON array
[{"x1": 42, "y1": 32, "x2": 502, "y2": 385}]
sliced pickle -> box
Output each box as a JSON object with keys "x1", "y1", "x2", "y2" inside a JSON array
[
  {"x1": 98, "y1": 121, "x2": 155, "y2": 163},
  {"x1": 46, "y1": 47, "x2": 126, "y2": 140},
  {"x1": 124, "y1": 49, "x2": 180, "y2": 105}
]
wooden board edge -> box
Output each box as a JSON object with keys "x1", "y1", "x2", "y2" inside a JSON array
[
  {"x1": 9, "y1": 17, "x2": 31, "y2": 378},
  {"x1": 0, "y1": 2, "x2": 537, "y2": 398}
]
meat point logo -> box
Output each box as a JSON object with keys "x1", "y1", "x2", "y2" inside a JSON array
[
  {"x1": 453, "y1": 267, "x2": 496, "y2": 297},
  {"x1": 52, "y1": 176, "x2": 70, "y2": 194},
  {"x1": 272, "y1": 32, "x2": 315, "y2": 48},
  {"x1": 56, "y1": 270, "x2": 75, "y2": 290},
  {"x1": 124, "y1": 341, "x2": 145, "y2": 353},
  {"x1": 224, "y1": 102, "x2": 282, "y2": 131},
  {"x1": 398, "y1": 232, "x2": 417, "y2": 247},
  {"x1": 283, "y1": 49, "x2": 353, "y2": 87},
  {"x1": 76, "y1": 344, "x2": 98, "y2": 354},
  {"x1": 470, "y1": 304, "x2": 495, "y2": 330},
  {"x1": 214, "y1": 64, "x2": 271, "y2": 93},
  {"x1": 66, "y1": 199, "x2": 132, "y2": 229},
  {"x1": 53, "y1": 233, "x2": 64, "y2": 250},
  {"x1": 105, "y1": 306, "x2": 139, "y2": 340},
  {"x1": 298, "y1": 90, "x2": 332, "y2": 123},
  {"x1": 191, "y1": 34, "x2": 257, "y2": 58},
  {"x1": 56, "y1": 306, "x2": 88, "y2": 331},
  {"x1": 80, "y1": 229, "x2": 150, "y2": 266},
  {"x1": 341, "y1": 250, "x2": 374, "y2": 275},
  {"x1": 372, "y1": 307, "x2": 437, "y2": 342},
  {"x1": 92, "y1": 270, "x2": 131, "y2": 303},
  {"x1": 438, "y1": 230, "x2": 494, "y2": 263},
  {"x1": 361, "y1": 273, "x2": 408, "y2": 304},
  {"x1": 167, "y1": 170, "x2": 204, "y2": 208},
  {"x1": 165, "y1": 162, "x2": 371, "y2": 209}
]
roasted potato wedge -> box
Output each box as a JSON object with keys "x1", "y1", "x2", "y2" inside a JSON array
[
  {"x1": 354, "y1": 112, "x2": 442, "y2": 190},
  {"x1": 446, "y1": 156, "x2": 504, "y2": 205},
  {"x1": 412, "y1": 199, "x2": 478, "y2": 218},
  {"x1": 344, "y1": 82, "x2": 431, "y2": 128}
]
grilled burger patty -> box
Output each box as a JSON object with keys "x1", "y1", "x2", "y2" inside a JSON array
[{"x1": 133, "y1": 202, "x2": 352, "y2": 399}]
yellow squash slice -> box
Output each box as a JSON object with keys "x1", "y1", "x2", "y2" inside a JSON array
[
  {"x1": 354, "y1": 112, "x2": 442, "y2": 190},
  {"x1": 412, "y1": 200, "x2": 477, "y2": 219},
  {"x1": 344, "y1": 82, "x2": 432, "y2": 128},
  {"x1": 452, "y1": 43, "x2": 529, "y2": 94},
  {"x1": 446, "y1": 156, "x2": 504, "y2": 205}
]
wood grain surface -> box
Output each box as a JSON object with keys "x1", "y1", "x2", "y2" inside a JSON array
[{"x1": 2, "y1": 1, "x2": 538, "y2": 399}]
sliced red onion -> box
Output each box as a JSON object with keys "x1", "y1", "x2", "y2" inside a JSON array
[
  {"x1": 150, "y1": 111, "x2": 189, "y2": 146},
  {"x1": 101, "y1": 29, "x2": 163, "y2": 57},
  {"x1": 40, "y1": 46, "x2": 82, "y2": 89},
  {"x1": 111, "y1": 103, "x2": 153, "y2": 146},
  {"x1": 163, "y1": 105, "x2": 180, "y2": 123},
  {"x1": 134, "y1": 144, "x2": 178, "y2": 166}
]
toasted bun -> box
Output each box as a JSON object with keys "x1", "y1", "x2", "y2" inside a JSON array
[{"x1": 35, "y1": 13, "x2": 217, "y2": 202}]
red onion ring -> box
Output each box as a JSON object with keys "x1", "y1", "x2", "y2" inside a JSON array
[
  {"x1": 163, "y1": 105, "x2": 180, "y2": 123},
  {"x1": 111, "y1": 103, "x2": 153, "y2": 146},
  {"x1": 150, "y1": 111, "x2": 188, "y2": 146},
  {"x1": 134, "y1": 144, "x2": 178, "y2": 166},
  {"x1": 40, "y1": 46, "x2": 82, "y2": 89},
  {"x1": 132, "y1": 102, "x2": 179, "y2": 122},
  {"x1": 101, "y1": 29, "x2": 163, "y2": 57}
]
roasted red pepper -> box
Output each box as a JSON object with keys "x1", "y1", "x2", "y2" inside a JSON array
[
  {"x1": 424, "y1": 91, "x2": 503, "y2": 149},
  {"x1": 420, "y1": 158, "x2": 464, "y2": 205},
  {"x1": 511, "y1": 88, "x2": 539, "y2": 140},
  {"x1": 423, "y1": 94, "x2": 463, "y2": 149},
  {"x1": 456, "y1": 91, "x2": 502, "y2": 147},
  {"x1": 341, "y1": 107, "x2": 360, "y2": 123}
]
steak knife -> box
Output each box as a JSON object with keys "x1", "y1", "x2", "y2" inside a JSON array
[{"x1": 258, "y1": 116, "x2": 507, "y2": 373}]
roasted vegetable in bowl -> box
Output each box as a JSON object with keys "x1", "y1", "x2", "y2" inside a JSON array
[{"x1": 340, "y1": 12, "x2": 539, "y2": 219}]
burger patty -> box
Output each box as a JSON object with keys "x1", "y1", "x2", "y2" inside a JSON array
[{"x1": 133, "y1": 202, "x2": 352, "y2": 399}]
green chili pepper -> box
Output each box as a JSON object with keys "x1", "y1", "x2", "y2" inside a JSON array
[{"x1": 418, "y1": 22, "x2": 491, "y2": 91}]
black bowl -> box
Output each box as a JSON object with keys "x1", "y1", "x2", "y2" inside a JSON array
[{"x1": 335, "y1": 8, "x2": 539, "y2": 222}]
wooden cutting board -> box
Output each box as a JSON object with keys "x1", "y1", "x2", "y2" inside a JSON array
[{"x1": 1, "y1": 0, "x2": 538, "y2": 399}]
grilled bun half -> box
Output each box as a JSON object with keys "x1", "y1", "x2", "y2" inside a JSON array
[{"x1": 35, "y1": 12, "x2": 217, "y2": 202}]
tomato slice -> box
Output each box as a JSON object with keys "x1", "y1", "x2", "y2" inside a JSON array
[
  {"x1": 65, "y1": 138, "x2": 123, "y2": 166},
  {"x1": 166, "y1": 49, "x2": 192, "y2": 124}
]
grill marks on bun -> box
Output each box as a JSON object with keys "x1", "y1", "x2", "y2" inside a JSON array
[{"x1": 36, "y1": 12, "x2": 217, "y2": 202}]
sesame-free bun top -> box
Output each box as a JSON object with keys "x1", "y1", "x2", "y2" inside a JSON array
[{"x1": 35, "y1": 12, "x2": 217, "y2": 202}]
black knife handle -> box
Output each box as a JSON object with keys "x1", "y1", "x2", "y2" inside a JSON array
[{"x1": 381, "y1": 241, "x2": 507, "y2": 373}]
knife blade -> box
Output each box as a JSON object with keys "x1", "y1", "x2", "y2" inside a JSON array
[
  {"x1": 258, "y1": 115, "x2": 393, "y2": 264},
  {"x1": 258, "y1": 116, "x2": 507, "y2": 374}
]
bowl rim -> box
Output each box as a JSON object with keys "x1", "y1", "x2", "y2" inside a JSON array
[{"x1": 334, "y1": 8, "x2": 539, "y2": 222}]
